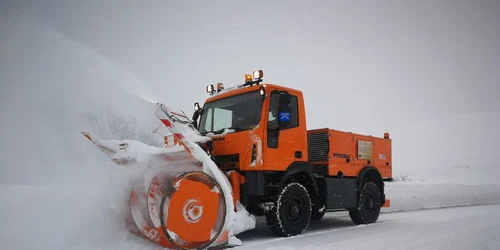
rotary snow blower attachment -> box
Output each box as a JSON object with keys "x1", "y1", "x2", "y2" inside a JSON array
[{"x1": 82, "y1": 102, "x2": 252, "y2": 250}]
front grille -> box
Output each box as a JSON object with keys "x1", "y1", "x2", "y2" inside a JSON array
[{"x1": 308, "y1": 131, "x2": 329, "y2": 162}]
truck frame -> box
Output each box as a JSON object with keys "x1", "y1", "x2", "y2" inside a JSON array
[{"x1": 192, "y1": 70, "x2": 392, "y2": 237}]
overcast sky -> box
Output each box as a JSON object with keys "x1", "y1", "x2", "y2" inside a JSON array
[
  {"x1": 2, "y1": 0, "x2": 499, "y2": 131},
  {"x1": 1, "y1": 1, "x2": 500, "y2": 184}
]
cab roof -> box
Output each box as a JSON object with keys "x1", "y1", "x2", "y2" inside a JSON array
[{"x1": 204, "y1": 83, "x2": 302, "y2": 103}]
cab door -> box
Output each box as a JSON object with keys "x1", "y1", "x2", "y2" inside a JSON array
[{"x1": 264, "y1": 88, "x2": 307, "y2": 171}]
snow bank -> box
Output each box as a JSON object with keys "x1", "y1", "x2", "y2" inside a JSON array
[
  {"x1": 384, "y1": 182, "x2": 500, "y2": 213},
  {"x1": 0, "y1": 183, "x2": 149, "y2": 250},
  {"x1": 385, "y1": 164, "x2": 500, "y2": 212}
]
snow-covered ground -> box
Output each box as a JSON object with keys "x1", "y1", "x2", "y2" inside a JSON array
[
  {"x1": 3, "y1": 169, "x2": 500, "y2": 250},
  {"x1": 237, "y1": 204, "x2": 500, "y2": 250},
  {"x1": 1, "y1": 7, "x2": 500, "y2": 250},
  {"x1": 234, "y1": 171, "x2": 500, "y2": 249}
]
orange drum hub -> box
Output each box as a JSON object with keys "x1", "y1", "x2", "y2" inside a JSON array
[{"x1": 160, "y1": 172, "x2": 227, "y2": 249}]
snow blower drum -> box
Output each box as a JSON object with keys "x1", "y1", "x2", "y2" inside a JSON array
[
  {"x1": 160, "y1": 171, "x2": 227, "y2": 248},
  {"x1": 128, "y1": 169, "x2": 227, "y2": 249}
]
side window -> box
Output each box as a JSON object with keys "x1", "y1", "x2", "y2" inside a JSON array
[
  {"x1": 267, "y1": 92, "x2": 279, "y2": 130},
  {"x1": 266, "y1": 92, "x2": 299, "y2": 148},
  {"x1": 202, "y1": 108, "x2": 213, "y2": 133},
  {"x1": 267, "y1": 91, "x2": 299, "y2": 130},
  {"x1": 288, "y1": 95, "x2": 299, "y2": 129}
]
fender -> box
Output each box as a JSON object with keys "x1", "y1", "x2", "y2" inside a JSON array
[
  {"x1": 357, "y1": 166, "x2": 385, "y2": 203},
  {"x1": 357, "y1": 166, "x2": 383, "y2": 187},
  {"x1": 279, "y1": 161, "x2": 319, "y2": 196}
]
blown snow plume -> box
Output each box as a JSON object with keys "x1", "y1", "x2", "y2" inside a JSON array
[{"x1": 81, "y1": 102, "x2": 256, "y2": 249}]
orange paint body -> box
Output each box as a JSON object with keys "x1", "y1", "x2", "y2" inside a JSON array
[
  {"x1": 307, "y1": 128, "x2": 392, "y2": 179},
  {"x1": 228, "y1": 171, "x2": 246, "y2": 205},
  {"x1": 206, "y1": 84, "x2": 310, "y2": 173}
]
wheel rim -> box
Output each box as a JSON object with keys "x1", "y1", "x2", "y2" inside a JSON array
[
  {"x1": 364, "y1": 195, "x2": 375, "y2": 213},
  {"x1": 285, "y1": 197, "x2": 303, "y2": 224}
]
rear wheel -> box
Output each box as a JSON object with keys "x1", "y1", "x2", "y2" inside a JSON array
[
  {"x1": 265, "y1": 182, "x2": 312, "y2": 237},
  {"x1": 349, "y1": 181, "x2": 381, "y2": 225}
]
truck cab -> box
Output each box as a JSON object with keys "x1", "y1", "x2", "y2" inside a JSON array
[
  {"x1": 192, "y1": 70, "x2": 391, "y2": 237},
  {"x1": 196, "y1": 81, "x2": 307, "y2": 173}
]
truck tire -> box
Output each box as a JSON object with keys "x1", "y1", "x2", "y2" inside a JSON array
[
  {"x1": 266, "y1": 182, "x2": 312, "y2": 237},
  {"x1": 349, "y1": 181, "x2": 381, "y2": 225}
]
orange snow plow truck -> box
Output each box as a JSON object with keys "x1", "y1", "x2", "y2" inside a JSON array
[
  {"x1": 82, "y1": 70, "x2": 392, "y2": 250},
  {"x1": 193, "y1": 70, "x2": 392, "y2": 227}
]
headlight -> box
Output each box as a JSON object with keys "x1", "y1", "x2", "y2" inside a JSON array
[
  {"x1": 216, "y1": 83, "x2": 224, "y2": 92},
  {"x1": 206, "y1": 84, "x2": 215, "y2": 93},
  {"x1": 253, "y1": 70, "x2": 263, "y2": 79}
]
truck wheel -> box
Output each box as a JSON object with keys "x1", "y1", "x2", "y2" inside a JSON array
[
  {"x1": 266, "y1": 182, "x2": 312, "y2": 237},
  {"x1": 349, "y1": 181, "x2": 381, "y2": 225}
]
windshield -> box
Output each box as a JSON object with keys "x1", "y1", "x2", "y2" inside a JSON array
[{"x1": 198, "y1": 90, "x2": 263, "y2": 135}]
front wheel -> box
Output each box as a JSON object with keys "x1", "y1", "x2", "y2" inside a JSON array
[
  {"x1": 349, "y1": 181, "x2": 381, "y2": 225},
  {"x1": 265, "y1": 182, "x2": 312, "y2": 237}
]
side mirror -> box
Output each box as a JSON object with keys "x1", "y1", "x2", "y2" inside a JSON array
[
  {"x1": 194, "y1": 102, "x2": 201, "y2": 111},
  {"x1": 278, "y1": 92, "x2": 291, "y2": 105},
  {"x1": 192, "y1": 102, "x2": 202, "y2": 129}
]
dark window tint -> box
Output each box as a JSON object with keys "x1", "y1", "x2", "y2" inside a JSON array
[{"x1": 267, "y1": 91, "x2": 298, "y2": 130}]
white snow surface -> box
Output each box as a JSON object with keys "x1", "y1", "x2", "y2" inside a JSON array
[
  {"x1": 1, "y1": 10, "x2": 500, "y2": 250},
  {"x1": 236, "y1": 204, "x2": 500, "y2": 250}
]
